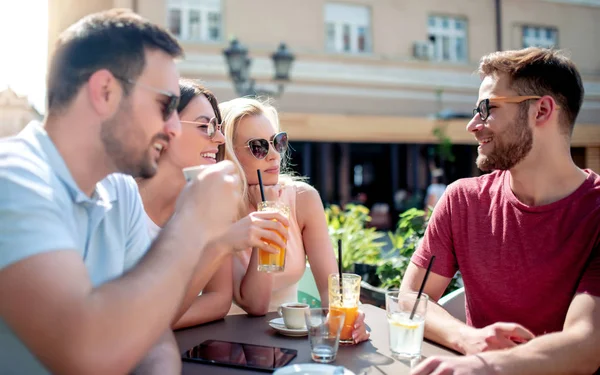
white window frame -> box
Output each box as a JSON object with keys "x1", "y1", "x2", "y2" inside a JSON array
[
  {"x1": 522, "y1": 26, "x2": 558, "y2": 48},
  {"x1": 167, "y1": 0, "x2": 222, "y2": 43},
  {"x1": 427, "y1": 15, "x2": 468, "y2": 63},
  {"x1": 325, "y1": 3, "x2": 372, "y2": 54}
]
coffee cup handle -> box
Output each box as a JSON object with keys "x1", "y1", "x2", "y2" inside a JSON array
[{"x1": 278, "y1": 306, "x2": 283, "y2": 317}]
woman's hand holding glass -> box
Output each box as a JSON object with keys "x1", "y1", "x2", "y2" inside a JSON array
[
  {"x1": 351, "y1": 310, "x2": 370, "y2": 344},
  {"x1": 216, "y1": 211, "x2": 290, "y2": 253}
]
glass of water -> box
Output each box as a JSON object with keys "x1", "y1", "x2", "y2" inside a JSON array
[
  {"x1": 304, "y1": 308, "x2": 346, "y2": 363},
  {"x1": 385, "y1": 290, "x2": 428, "y2": 360}
]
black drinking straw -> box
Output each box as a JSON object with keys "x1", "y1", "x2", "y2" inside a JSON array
[
  {"x1": 337, "y1": 239, "x2": 343, "y2": 305},
  {"x1": 256, "y1": 169, "x2": 266, "y2": 202},
  {"x1": 409, "y1": 255, "x2": 435, "y2": 320}
]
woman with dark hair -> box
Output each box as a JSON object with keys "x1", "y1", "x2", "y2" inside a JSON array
[{"x1": 138, "y1": 79, "x2": 288, "y2": 329}]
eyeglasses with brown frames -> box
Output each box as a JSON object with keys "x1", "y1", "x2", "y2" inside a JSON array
[{"x1": 473, "y1": 96, "x2": 561, "y2": 121}]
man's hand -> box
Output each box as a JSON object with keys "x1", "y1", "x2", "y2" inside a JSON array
[
  {"x1": 176, "y1": 161, "x2": 241, "y2": 241},
  {"x1": 411, "y1": 355, "x2": 498, "y2": 375},
  {"x1": 457, "y1": 322, "x2": 535, "y2": 355},
  {"x1": 216, "y1": 211, "x2": 289, "y2": 253}
]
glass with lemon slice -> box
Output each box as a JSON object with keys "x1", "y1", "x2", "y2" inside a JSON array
[{"x1": 385, "y1": 291, "x2": 428, "y2": 359}]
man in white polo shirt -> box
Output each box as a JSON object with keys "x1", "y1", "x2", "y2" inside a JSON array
[{"x1": 0, "y1": 9, "x2": 240, "y2": 375}]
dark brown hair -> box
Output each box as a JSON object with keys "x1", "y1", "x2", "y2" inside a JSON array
[
  {"x1": 178, "y1": 79, "x2": 225, "y2": 161},
  {"x1": 178, "y1": 79, "x2": 222, "y2": 124},
  {"x1": 478, "y1": 47, "x2": 584, "y2": 136},
  {"x1": 47, "y1": 8, "x2": 183, "y2": 114}
]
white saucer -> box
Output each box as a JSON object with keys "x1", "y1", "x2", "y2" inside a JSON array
[
  {"x1": 274, "y1": 364, "x2": 355, "y2": 375},
  {"x1": 269, "y1": 317, "x2": 308, "y2": 337}
]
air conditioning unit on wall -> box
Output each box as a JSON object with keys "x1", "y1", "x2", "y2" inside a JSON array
[{"x1": 413, "y1": 41, "x2": 433, "y2": 60}]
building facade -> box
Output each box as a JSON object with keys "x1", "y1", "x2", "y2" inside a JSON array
[{"x1": 48, "y1": 0, "x2": 600, "y2": 223}]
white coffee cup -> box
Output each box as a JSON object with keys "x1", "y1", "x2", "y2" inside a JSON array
[
  {"x1": 182, "y1": 166, "x2": 204, "y2": 182},
  {"x1": 277, "y1": 302, "x2": 309, "y2": 329}
]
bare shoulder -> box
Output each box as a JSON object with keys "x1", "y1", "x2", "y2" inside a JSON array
[
  {"x1": 292, "y1": 181, "x2": 321, "y2": 203},
  {"x1": 289, "y1": 181, "x2": 324, "y2": 228}
]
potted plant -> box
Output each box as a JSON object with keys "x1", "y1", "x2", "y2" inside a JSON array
[
  {"x1": 325, "y1": 205, "x2": 462, "y2": 308},
  {"x1": 377, "y1": 208, "x2": 462, "y2": 300},
  {"x1": 325, "y1": 204, "x2": 386, "y2": 286}
]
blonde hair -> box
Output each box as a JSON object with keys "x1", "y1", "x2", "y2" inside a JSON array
[{"x1": 219, "y1": 97, "x2": 298, "y2": 216}]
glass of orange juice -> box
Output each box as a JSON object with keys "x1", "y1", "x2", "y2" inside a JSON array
[
  {"x1": 328, "y1": 273, "x2": 361, "y2": 344},
  {"x1": 256, "y1": 201, "x2": 290, "y2": 272}
]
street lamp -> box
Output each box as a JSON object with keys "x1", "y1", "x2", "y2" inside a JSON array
[{"x1": 223, "y1": 39, "x2": 295, "y2": 98}]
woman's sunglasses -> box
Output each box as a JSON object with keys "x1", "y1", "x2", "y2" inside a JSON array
[
  {"x1": 180, "y1": 117, "x2": 223, "y2": 139},
  {"x1": 244, "y1": 132, "x2": 288, "y2": 160}
]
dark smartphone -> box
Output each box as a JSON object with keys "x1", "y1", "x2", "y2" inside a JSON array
[{"x1": 182, "y1": 339, "x2": 298, "y2": 373}]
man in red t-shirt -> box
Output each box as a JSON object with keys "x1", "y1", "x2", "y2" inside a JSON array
[{"x1": 404, "y1": 47, "x2": 600, "y2": 375}]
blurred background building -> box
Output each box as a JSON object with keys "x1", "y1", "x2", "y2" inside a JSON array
[
  {"x1": 0, "y1": 87, "x2": 42, "y2": 138},
  {"x1": 47, "y1": 0, "x2": 600, "y2": 226}
]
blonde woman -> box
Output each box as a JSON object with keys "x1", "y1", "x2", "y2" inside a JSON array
[
  {"x1": 138, "y1": 81, "x2": 288, "y2": 329},
  {"x1": 220, "y1": 98, "x2": 369, "y2": 344}
]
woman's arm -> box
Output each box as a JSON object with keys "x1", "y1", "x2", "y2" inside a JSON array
[
  {"x1": 172, "y1": 256, "x2": 233, "y2": 330},
  {"x1": 232, "y1": 185, "x2": 290, "y2": 316},
  {"x1": 232, "y1": 248, "x2": 275, "y2": 316},
  {"x1": 294, "y1": 182, "x2": 338, "y2": 306},
  {"x1": 295, "y1": 182, "x2": 371, "y2": 344}
]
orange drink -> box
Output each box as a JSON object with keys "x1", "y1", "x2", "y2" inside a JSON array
[
  {"x1": 257, "y1": 201, "x2": 290, "y2": 272},
  {"x1": 330, "y1": 305, "x2": 359, "y2": 340},
  {"x1": 328, "y1": 273, "x2": 361, "y2": 344}
]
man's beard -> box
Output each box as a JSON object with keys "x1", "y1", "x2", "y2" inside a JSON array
[
  {"x1": 100, "y1": 100, "x2": 160, "y2": 179},
  {"x1": 476, "y1": 105, "x2": 533, "y2": 171}
]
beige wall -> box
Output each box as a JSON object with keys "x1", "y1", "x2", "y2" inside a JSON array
[
  {"x1": 503, "y1": 0, "x2": 600, "y2": 74},
  {"x1": 137, "y1": 0, "x2": 168, "y2": 25},
  {"x1": 278, "y1": 112, "x2": 600, "y2": 145},
  {"x1": 46, "y1": 0, "x2": 600, "y2": 154},
  {"x1": 214, "y1": 0, "x2": 497, "y2": 63},
  {"x1": 47, "y1": 0, "x2": 600, "y2": 70},
  {"x1": 48, "y1": 0, "x2": 115, "y2": 65}
]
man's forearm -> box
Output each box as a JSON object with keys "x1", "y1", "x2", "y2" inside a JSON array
[
  {"x1": 131, "y1": 330, "x2": 181, "y2": 375},
  {"x1": 424, "y1": 302, "x2": 472, "y2": 354},
  {"x1": 79, "y1": 212, "x2": 211, "y2": 372},
  {"x1": 484, "y1": 329, "x2": 600, "y2": 375}
]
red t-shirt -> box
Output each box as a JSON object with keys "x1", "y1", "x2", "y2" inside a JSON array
[{"x1": 412, "y1": 169, "x2": 600, "y2": 336}]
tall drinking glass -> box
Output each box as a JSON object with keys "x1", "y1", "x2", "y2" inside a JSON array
[
  {"x1": 256, "y1": 201, "x2": 289, "y2": 272},
  {"x1": 328, "y1": 273, "x2": 361, "y2": 344},
  {"x1": 386, "y1": 290, "x2": 428, "y2": 360}
]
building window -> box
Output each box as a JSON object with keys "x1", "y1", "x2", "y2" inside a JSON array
[
  {"x1": 167, "y1": 0, "x2": 221, "y2": 42},
  {"x1": 325, "y1": 3, "x2": 371, "y2": 53},
  {"x1": 207, "y1": 12, "x2": 221, "y2": 40},
  {"x1": 168, "y1": 9, "x2": 182, "y2": 36},
  {"x1": 428, "y1": 15, "x2": 468, "y2": 62},
  {"x1": 522, "y1": 26, "x2": 558, "y2": 48}
]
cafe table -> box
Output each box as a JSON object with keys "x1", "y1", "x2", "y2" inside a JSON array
[{"x1": 175, "y1": 304, "x2": 459, "y2": 374}]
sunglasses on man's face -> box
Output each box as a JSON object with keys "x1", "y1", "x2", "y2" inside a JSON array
[
  {"x1": 118, "y1": 77, "x2": 180, "y2": 121},
  {"x1": 180, "y1": 117, "x2": 223, "y2": 139},
  {"x1": 473, "y1": 96, "x2": 543, "y2": 122},
  {"x1": 244, "y1": 132, "x2": 288, "y2": 160}
]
